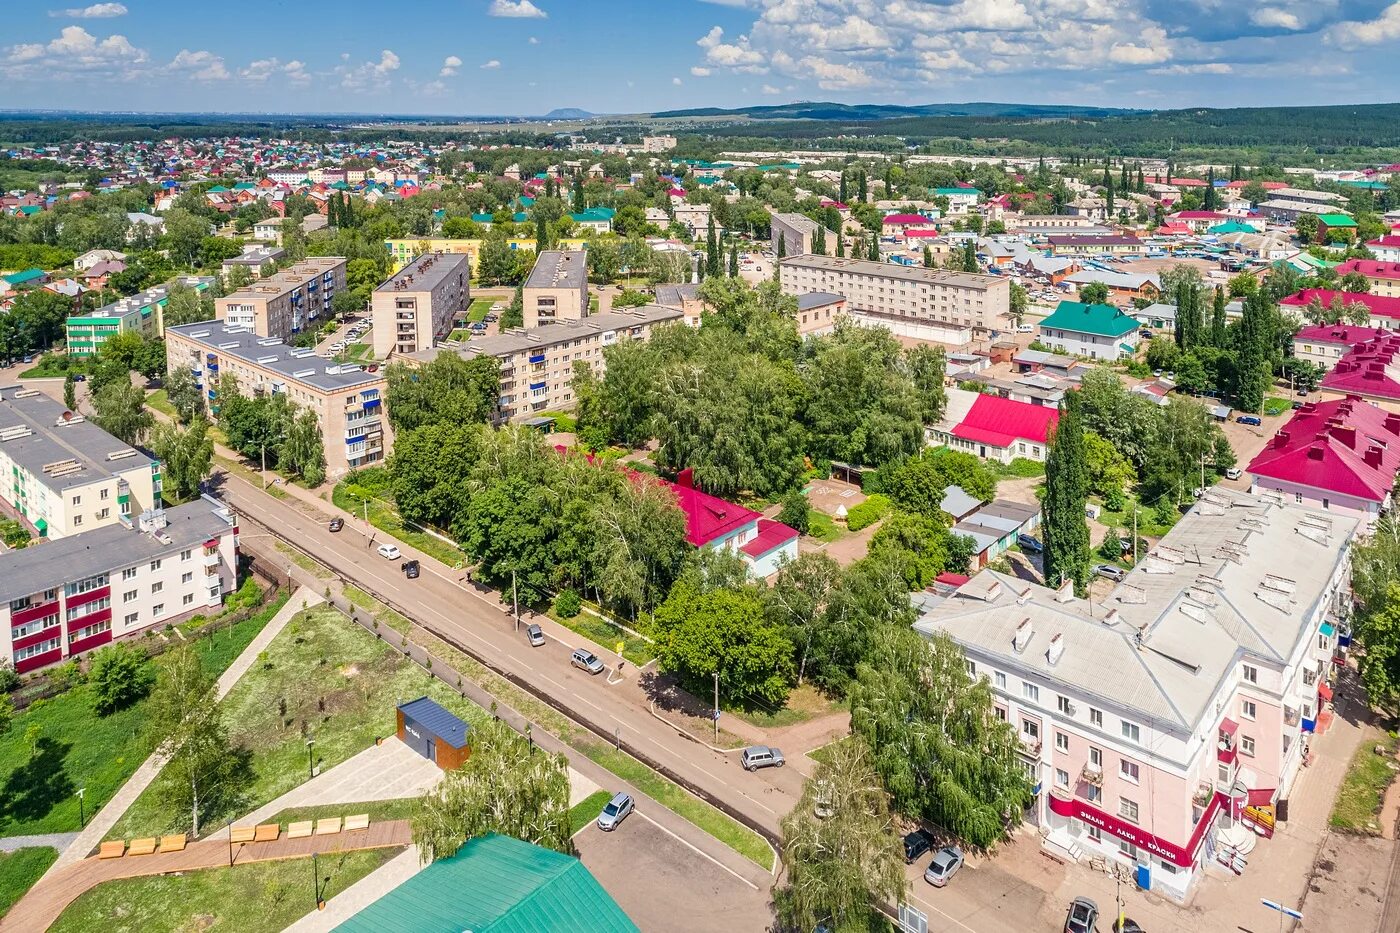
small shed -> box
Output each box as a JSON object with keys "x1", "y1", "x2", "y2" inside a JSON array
[{"x1": 396, "y1": 697, "x2": 471, "y2": 770}]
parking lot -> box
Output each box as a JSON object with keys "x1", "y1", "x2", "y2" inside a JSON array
[{"x1": 575, "y1": 814, "x2": 773, "y2": 933}]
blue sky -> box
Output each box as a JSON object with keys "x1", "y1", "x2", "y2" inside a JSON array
[{"x1": 4, "y1": 0, "x2": 1400, "y2": 115}]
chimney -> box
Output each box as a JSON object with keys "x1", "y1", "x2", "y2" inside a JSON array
[
  {"x1": 1385, "y1": 413, "x2": 1400, "y2": 436},
  {"x1": 677, "y1": 467, "x2": 694, "y2": 489},
  {"x1": 1308, "y1": 445, "x2": 1326, "y2": 461},
  {"x1": 1046, "y1": 633, "x2": 1065, "y2": 666},
  {"x1": 1013, "y1": 618, "x2": 1034, "y2": 653},
  {"x1": 1332, "y1": 425, "x2": 1358, "y2": 449},
  {"x1": 1055, "y1": 578, "x2": 1075, "y2": 603},
  {"x1": 1273, "y1": 430, "x2": 1291, "y2": 448},
  {"x1": 1366, "y1": 446, "x2": 1385, "y2": 468}
]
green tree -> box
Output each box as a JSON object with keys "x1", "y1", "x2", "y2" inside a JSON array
[
  {"x1": 389, "y1": 422, "x2": 484, "y2": 530},
  {"x1": 849, "y1": 626, "x2": 1031, "y2": 848},
  {"x1": 91, "y1": 380, "x2": 153, "y2": 447},
  {"x1": 1009, "y1": 281, "x2": 1028, "y2": 326},
  {"x1": 63, "y1": 373, "x2": 77, "y2": 411},
  {"x1": 777, "y1": 738, "x2": 907, "y2": 933},
  {"x1": 1078, "y1": 281, "x2": 1110, "y2": 304},
  {"x1": 764, "y1": 552, "x2": 842, "y2": 687},
  {"x1": 280, "y1": 409, "x2": 326, "y2": 486},
  {"x1": 88, "y1": 643, "x2": 154, "y2": 715},
  {"x1": 905, "y1": 344, "x2": 948, "y2": 425},
  {"x1": 161, "y1": 283, "x2": 214, "y2": 328},
  {"x1": 1210, "y1": 286, "x2": 1228, "y2": 348},
  {"x1": 586, "y1": 472, "x2": 691, "y2": 619},
  {"x1": 1295, "y1": 212, "x2": 1319, "y2": 244},
  {"x1": 148, "y1": 645, "x2": 240, "y2": 837},
  {"x1": 164, "y1": 365, "x2": 204, "y2": 423},
  {"x1": 1084, "y1": 431, "x2": 1137, "y2": 499},
  {"x1": 412, "y1": 718, "x2": 571, "y2": 859},
  {"x1": 1234, "y1": 289, "x2": 1275, "y2": 413},
  {"x1": 385, "y1": 353, "x2": 500, "y2": 432},
  {"x1": 777, "y1": 490, "x2": 812, "y2": 535},
  {"x1": 1042, "y1": 391, "x2": 1091, "y2": 592},
  {"x1": 151, "y1": 418, "x2": 214, "y2": 501},
  {"x1": 959, "y1": 239, "x2": 978, "y2": 273},
  {"x1": 868, "y1": 511, "x2": 973, "y2": 589}
]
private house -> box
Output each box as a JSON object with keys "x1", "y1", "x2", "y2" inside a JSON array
[
  {"x1": 881, "y1": 213, "x2": 938, "y2": 236},
  {"x1": 1246, "y1": 396, "x2": 1400, "y2": 528},
  {"x1": 933, "y1": 187, "x2": 981, "y2": 215},
  {"x1": 1037, "y1": 301, "x2": 1142, "y2": 360},
  {"x1": 795, "y1": 291, "x2": 846, "y2": 336},
  {"x1": 948, "y1": 497, "x2": 1042, "y2": 569},
  {"x1": 930, "y1": 389, "x2": 1060, "y2": 464},
  {"x1": 1317, "y1": 214, "x2": 1358, "y2": 242},
  {"x1": 661, "y1": 468, "x2": 798, "y2": 579},
  {"x1": 1368, "y1": 236, "x2": 1400, "y2": 263},
  {"x1": 1292, "y1": 323, "x2": 1390, "y2": 371},
  {"x1": 73, "y1": 249, "x2": 126, "y2": 272}
]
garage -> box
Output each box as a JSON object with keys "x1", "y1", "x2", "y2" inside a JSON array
[{"x1": 396, "y1": 696, "x2": 471, "y2": 770}]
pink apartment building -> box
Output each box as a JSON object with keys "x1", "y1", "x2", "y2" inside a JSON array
[{"x1": 915, "y1": 487, "x2": 1355, "y2": 900}]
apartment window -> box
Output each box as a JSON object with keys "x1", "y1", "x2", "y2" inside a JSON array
[
  {"x1": 1055, "y1": 731, "x2": 1069, "y2": 753},
  {"x1": 151, "y1": 582, "x2": 163, "y2": 595},
  {"x1": 100, "y1": 488, "x2": 109, "y2": 500},
  {"x1": 1089, "y1": 746, "x2": 1102, "y2": 768},
  {"x1": 182, "y1": 572, "x2": 193, "y2": 584},
  {"x1": 1241, "y1": 699, "x2": 1257, "y2": 720},
  {"x1": 71, "y1": 495, "x2": 81, "y2": 506},
  {"x1": 1119, "y1": 797, "x2": 1140, "y2": 823},
  {"x1": 1118, "y1": 839, "x2": 1139, "y2": 860},
  {"x1": 966, "y1": 659, "x2": 976, "y2": 678},
  {"x1": 14, "y1": 637, "x2": 60, "y2": 662},
  {"x1": 1121, "y1": 722, "x2": 1141, "y2": 743},
  {"x1": 122, "y1": 567, "x2": 138, "y2": 580},
  {"x1": 73, "y1": 515, "x2": 83, "y2": 527},
  {"x1": 1318, "y1": 632, "x2": 1331, "y2": 651},
  {"x1": 124, "y1": 612, "x2": 138, "y2": 625},
  {"x1": 994, "y1": 705, "x2": 1007, "y2": 721},
  {"x1": 1056, "y1": 768, "x2": 1070, "y2": 788},
  {"x1": 123, "y1": 589, "x2": 137, "y2": 603},
  {"x1": 1058, "y1": 696, "x2": 1073, "y2": 715},
  {"x1": 1086, "y1": 825, "x2": 1102, "y2": 843},
  {"x1": 1243, "y1": 664, "x2": 1258, "y2": 684},
  {"x1": 1021, "y1": 719, "x2": 1040, "y2": 741},
  {"x1": 183, "y1": 594, "x2": 194, "y2": 606},
  {"x1": 181, "y1": 549, "x2": 192, "y2": 561},
  {"x1": 97, "y1": 508, "x2": 109, "y2": 520},
  {"x1": 994, "y1": 672, "x2": 1006, "y2": 689},
  {"x1": 152, "y1": 603, "x2": 164, "y2": 616},
  {"x1": 1023, "y1": 682, "x2": 1040, "y2": 702},
  {"x1": 1089, "y1": 708, "x2": 1103, "y2": 728},
  {"x1": 150, "y1": 559, "x2": 162, "y2": 571},
  {"x1": 1120, "y1": 760, "x2": 1141, "y2": 783},
  {"x1": 1241, "y1": 735, "x2": 1256, "y2": 757}
]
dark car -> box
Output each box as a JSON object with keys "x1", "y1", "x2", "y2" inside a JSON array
[
  {"x1": 328, "y1": 518, "x2": 344, "y2": 533},
  {"x1": 526, "y1": 623, "x2": 546, "y2": 647},
  {"x1": 1114, "y1": 920, "x2": 1146, "y2": 933},
  {"x1": 1236, "y1": 415, "x2": 1262, "y2": 426},
  {"x1": 1292, "y1": 401, "x2": 1304, "y2": 410},
  {"x1": 902, "y1": 829, "x2": 933, "y2": 864},
  {"x1": 1065, "y1": 897, "x2": 1098, "y2": 933},
  {"x1": 73, "y1": 374, "x2": 86, "y2": 382},
  {"x1": 402, "y1": 559, "x2": 420, "y2": 579},
  {"x1": 1018, "y1": 534, "x2": 1044, "y2": 554}
]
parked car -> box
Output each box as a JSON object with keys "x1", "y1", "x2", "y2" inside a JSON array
[
  {"x1": 1139, "y1": 329, "x2": 1153, "y2": 339},
  {"x1": 376, "y1": 543, "x2": 401, "y2": 560},
  {"x1": 923, "y1": 846, "x2": 964, "y2": 887},
  {"x1": 1094, "y1": 564, "x2": 1126, "y2": 582},
  {"x1": 740, "y1": 745, "x2": 785, "y2": 771},
  {"x1": 902, "y1": 829, "x2": 933, "y2": 864},
  {"x1": 1016, "y1": 323, "x2": 1035, "y2": 334},
  {"x1": 1065, "y1": 897, "x2": 1098, "y2": 933},
  {"x1": 402, "y1": 559, "x2": 420, "y2": 579},
  {"x1": 328, "y1": 518, "x2": 344, "y2": 533},
  {"x1": 1017, "y1": 534, "x2": 1044, "y2": 554},
  {"x1": 73, "y1": 373, "x2": 86, "y2": 382},
  {"x1": 1237, "y1": 415, "x2": 1262, "y2": 426},
  {"x1": 1292, "y1": 400, "x2": 1305, "y2": 410},
  {"x1": 1226, "y1": 467, "x2": 1242, "y2": 480},
  {"x1": 571, "y1": 648, "x2": 605, "y2": 674},
  {"x1": 596, "y1": 792, "x2": 634, "y2": 831},
  {"x1": 525, "y1": 623, "x2": 546, "y2": 647}
]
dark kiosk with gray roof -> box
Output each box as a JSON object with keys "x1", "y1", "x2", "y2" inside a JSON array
[{"x1": 396, "y1": 696, "x2": 472, "y2": 770}]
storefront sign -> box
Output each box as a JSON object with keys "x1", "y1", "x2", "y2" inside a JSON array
[{"x1": 1048, "y1": 791, "x2": 1224, "y2": 868}]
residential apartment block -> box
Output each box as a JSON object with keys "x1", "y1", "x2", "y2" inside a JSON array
[
  {"x1": 406, "y1": 305, "x2": 683, "y2": 422},
  {"x1": 371, "y1": 252, "x2": 471, "y2": 358},
  {"x1": 1, "y1": 497, "x2": 239, "y2": 673},
  {"x1": 642, "y1": 135, "x2": 678, "y2": 152},
  {"x1": 216, "y1": 256, "x2": 347, "y2": 340},
  {"x1": 0, "y1": 385, "x2": 161, "y2": 540},
  {"x1": 770, "y1": 212, "x2": 838, "y2": 257},
  {"x1": 1335, "y1": 260, "x2": 1400, "y2": 299},
  {"x1": 166, "y1": 322, "x2": 392, "y2": 478},
  {"x1": 65, "y1": 275, "x2": 215, "y2": 358},
  {"x1": 383, "y1": 237, "x2": 589, "y2": 275},
  {"x1": 778, "y1": 255, "x2": 1010, "y2": 340},
  {"x1": 915, "y1": 488, "x2": 1355, "y2": 900},
  {"x1": 522, "y1": 250, "x2": 589, "y2": 329},
  {"x1": 1291, "y1": 323, "x2": 1389, "y2": 371},
  {"x1": 221, "y1": 244, "x2": 285, "y2": 279}
]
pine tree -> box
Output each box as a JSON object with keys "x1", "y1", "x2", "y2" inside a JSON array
[
  {"x1": 1136, "y1": 166, "x2": 1145, "y2": 192},
  {"x1": 1042, "y1": 392, "x2": 1091, "y2": 593},
  {"x1": 1120, "y1": 162, "x2": 1130, "y2": 191},
  {"x1": 1211, "y1": 286, "x2": 1228, "y2": 348},
  {"x1": 1204, "y1": 169, "x2": 1217, "y2": 211}
]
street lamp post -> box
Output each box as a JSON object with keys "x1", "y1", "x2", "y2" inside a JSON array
[
  {"x1": 76, "y1": 787, "x2": 85, "y2": 829},
  {"x1": 712, "y1": 672, "x2": 719, "y2": 742},
  {"x1": 512, "y1": 570, "x2": 519, "y2": 632},
  {"x1": 306, "y1": 739, "x2": 315, "y2": 780}
]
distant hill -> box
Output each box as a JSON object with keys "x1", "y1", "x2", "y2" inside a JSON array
[
  {"x1": 541, "y1": 108, "x2": 594, "y2": 120},
  {"x1": 651, "y1": 101, "x2": 1136, "y2": 121}
]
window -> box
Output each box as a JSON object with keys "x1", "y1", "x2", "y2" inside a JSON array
[
  {"x1": 1089, "y1": 747, "x2": 1102, "y2": 768},
  {"x1": 994, "y1": 705, "x2": 1007, "y2": 721},
  {"x1": 1241, "y1": 735, "x2": 1255, "y2": 757},
  {"x1": 97, "y1": 508, "x2": 109, "y2": 520},
  {"x1": 1058, "y1": 696, "x2": 1073, "y2": 715},
  {"x1": 1055, "y1": 731, "x2": 1070, "y2": 752},
  {"x1": 1243, "y1": 664, "x2": 1258, "y2": 684},
  {"x1": 1023, "y1": 682, "x2": 1040, "y2": 702},
  {"x1": 73, "y1": 515, "x2": 83, "y2": 527},
  {"x1": 1122, "y1": 722, "x2": 1141, "y2": 743},
  {"x1": 1021, "y1": 719, "x2": 1040, "y2": 740},
  {"x1": 123, "y1": 590, "x2": 137, "y2": 603},
  {"x1": 151, "y1": 582, "x2": 163, "y2": 594},
  {"x1": 150, "y1": 559, "x2": 162, "y2": 571},
  {"x1": 1118, "y1": 839, "x2": 1139, "y2": 860},
  {"x1": 124, "y1": 612, "x2": 138, "y2": 625},
  {"x1": 1090, "y1": 708, "x2": 1103, "y2": 728},
  {"x1": 1056, "y1": 768, "x2": 1070, "y2": 787},
  {"x1": 152, "y1": 603, "x2": 164, "y2": 616},
  {"x1": 181, "y1": 549, "x2": 192, "y2": 561},
  {"x1": 182, "y1": 572, "x2": 193, "y2": 584},
  {"x1": 183, "y1": 594, "x2": 194, "y2": 606},
  {"x1": 1241, "y1": 699, "x2": 1257, "y2": 720},
  {"x1": 1086, "y1": 825, "x2": 1102, "y2": 843},
  {"x1": 966, "y1": 659, "x2": 976, "y2": 677},
  {"x1": 71, "y1": 495, "x2": 81, "y2": 506},
  {"x1": 1120, "y1": 760, "x2": 1141, "y2": 783},
  {"x1": 14, "y1": 637, "x2": 60, "y2": 662},
  {"x1": 1119, "y1": 797, "x2": 1139, "y2": 823},
  {"x1": 1318, "y1": 632, "x2": 1331, "y2": 651},
  {"x1": 994, "y1": 671, "x2": 1006, "y2": 689},
  {"x1": 100, "y1": 488, "x2": 109, "y2": 500}
]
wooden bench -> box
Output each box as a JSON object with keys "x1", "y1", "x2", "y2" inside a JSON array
[
  {"x1": 97, "y1": 841, "x2": 125, "y2": 860},
  {"x1": 253, "y1": 823, "x2": 280, "y2": 843},
  {"x1": 158, "y1": 834, "x2": 187, "y2": 854},
  {"x1": 287, "y1": 821, "x2": 314, "y2": 839},
  {"x1": 127, "y1": 837, "x2": 158, "y2": 856},
  {"x1": 229, "y1": 826, "x2": 257, "y2": 845},
  {"x1": 343, "y1": 814, "x2": 370, "y2": 832},
  {"x1": 314, "y1": 818, "x2": 342, "y2": 836}
]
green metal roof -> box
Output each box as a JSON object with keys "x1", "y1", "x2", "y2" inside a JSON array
[
  {"x1": 1317, "y1": 213, "x2": 1357, "y2": 227},
  {"x1": 934, "y1": 187, "x2": 981, "y2": 196},
  {"x1": 1039, "y1": 300, "x2": 1139, "y2": 337},
  {"x1": 334, "y1": 834, "x2": 638, "y2": 933},
  {"x1": 3, "y1": 267, "x2": 46, "y2": 285}
]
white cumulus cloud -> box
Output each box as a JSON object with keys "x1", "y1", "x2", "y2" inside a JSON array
[
  {"x1": 481, "y1": 59, "x2": 501, "y2": 69},
  {"x1": 1250, "y1": 8, "x2": 1303, "y2": 30},
  {"x1": 4, "y1": 25, "x2": 146, "y2": 78},
  {"x1": 168, "y1": 48, "x2": 229, "y2": 81},
  {"x1": 50, "y1": 3, "x2": 127, "y2": 17},
  {"x1": 690, "y1": 65, "x2": 711, "y2": 76},
  {"x1": 1327, "y1": 2, "x2": 1400, "y2": 47},
  {"x1": 489, "y1": 0, "x2": 547, "y2": 18},
  {"x1": 440, "y1": 54, "x2": 462, "y2": 76}
]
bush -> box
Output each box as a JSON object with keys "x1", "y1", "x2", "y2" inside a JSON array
[
  {"x1": 0, "y1": 663, "x2": 19, "y2": 694},
  {"x1": 88, "y1": 643, "x2": 154, "y2": 715},
  {"x1": 776, "y1": 490, "x2": 811, "y2": 535},
  {"x1": 555, "y1": 589, "x2": 581, "y2": 619},
  {"x1": 845, "y1": 494, "x2": 892, "y2": 532}
]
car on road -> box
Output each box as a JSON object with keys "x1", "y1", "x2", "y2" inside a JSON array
[
  {"x1": 1017, "y1": 534, "x2": 1044, "y2": 554},
  {"x1": 571, "y1": 648, "x2": 605, "y2": 674},
  {"x1": 328, "y1": 518, "x2": 344, "y2": 533},
  {"x1": 740, "y1": 745, "x2": 785, "y2": 771},
  {"x1": 595, "y1": 792, "x2": 634, "y2": 831},
  {"x1": 923, "y1": 846, "x2": 964, "y2": 887},
  {"x1": 1236, "y1": 415, "x2": 1262, "y2": 426},
  {"x1": 525, "y1": 623, "x2": 546, "y2": 647},
  {"x1": 1016, "y1": 323, "x2": 1035, "y2": 333},
  {"x1": 1226, "y1": 467, "x2": 1242, "y2": 480},
  {"x1": 376, "y1": 543, "x2": 401, "y2": 560},
  {"x1": 1094, "y1": 564, "x2": 1126, "y2": 582},
  {"x1": 402, "y1": 559, "x2": 420, "y2": 579},
  {"x1": 1065, "y1": 897, "x2": 1098, "y2": 933},
  {"x1": 902, "y1": 829, "x2": 933, "y2": 863}
]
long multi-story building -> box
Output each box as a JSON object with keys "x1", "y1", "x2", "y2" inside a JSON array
[
  {"x1": 522, "y1": 250, "x2": 589, "y2": 328},
  {"x1": 778, "y1": 255, "x2": 1010, "y2": 339},
  {"x1": 383, "y1": 237, "x2": 590, "y2": 275},
  {"x1": 65, "y1": 275, "x2": 216, "y2": 358},
  {"x1": 406, "y1": 305, "x2": 683, "y2": 422},
  {"x1": 166, "y1": 322, "x2": 392, "y2": 478},
  {"x1": 216, "y1": 257, "x2": 347, "y2": 340},
  {"x1": 1, "y1": 497, "x2": 239, "y2": 673},
  {"x1": 0, "y1": 385, "x2": 161, "y2": 540},
  {"x1": 371, "y1": 252, "x2": 470, "y2": 358},
  {"x1": 914, "y1": 487, "x2": 1355, "y2": 900},
  {"x1": 770, "y1": 212, "x2": 837, "y2": 257}
]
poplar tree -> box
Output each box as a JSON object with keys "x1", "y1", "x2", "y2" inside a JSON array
[
  {"x1": 839, "y1": 171, "x2": 848, "y2": 204},
  {"x1": 858, "y1": 170, "x2": 868, "y2": 203},
  {"x1": 728, "y1": 244, "x2": 739, "y2": 277},
  {"x1": 1211, "y1": 285, "x2": 1228, "y2": 348},
  {"x1": 813, "y1": 225, "x2": 827, "y2": 255},
  {"x1": 705, "y1": 215, "x2": 720, "y2": 277},
  {"x1": 868, "y1": 234, "x2": 879, "y2": 261},
  {"x1": 923, "y1": 245, "x2": 934, "y2": 268},
  {"x1": 1042, "y1": 392, "x2": 1091, "y2": 593}
]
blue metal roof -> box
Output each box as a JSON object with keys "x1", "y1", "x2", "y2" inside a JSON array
[{"x1": 398, "y1": 696, "x2": 470, "y2": 749}]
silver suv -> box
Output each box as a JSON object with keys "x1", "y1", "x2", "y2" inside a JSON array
[
  {"x1": 741, "y1": 745, "x2": 785, "y2": 771},
  {"x1": 571, "y1": 648, "x2": 605, "y2": 674}
]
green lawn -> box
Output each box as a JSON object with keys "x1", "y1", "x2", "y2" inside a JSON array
[
  {"x1": 545, "y1": 606, "x2": 657, "y2": 667},
  {"x1": 0, "y1": 846, "x2": 58, "y2": 920},
  {"x1": 0, "y1": 590, "x2": 282, "y2": 837},
  {"x1": 145, "y1": 388, "x2": 177, "y2": 419},
  {"x1": 726, "y1": 682, "x2": 843, "y2": 730},
  {"x1": 448, "y1": 328, "x2": 474, "y2": 342},
  {"x1": 996, "y1": 457, "x2": 1046, "y2": 479},
  {"x1": 343, "y1": 342, "x2": 374, "y2": 363},
  {"x1": 1096, "y1": 495, "x2": 1181, "y2": 538},
  {"x1": 1263, "y1": 396, "x2": 1292, "y2": 416},
  {"x1": 539, "y1": 410, "x2": 578, "y2": 433},
  {"x1": 263, "y1": 797, "x2": 420, "y2": 828},
  {"x1": 466, "y1": 298, "x2": 495, "y2": 323},
  {"x1": 570, "y1": 790, "x2": 613, "y2": 835},
  {"x1": 50, "y1": 847, "x2": 397, "y2": 933},
  {"x1": 806, "y1": 510, "x2": 843, "y2": 543},
  {"x1": 110, "y1": 604, "x2": 488, "y2": 840},
  {"x1": 333, "y1": 468, "x2": 465, "y2": 566},
  {"x1": 17, "y1": 354, "x2": 87, "y2": 379},
  {"x1": 1330, "y1": 733, "x2": 1400, "y2": 834}
]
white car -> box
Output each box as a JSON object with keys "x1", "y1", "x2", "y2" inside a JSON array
[
  {"x1": 377, "y1": 543, "x2": 401, "y2": 560},
  {"x1": 1226, "y1": 467, "x2": 1242, "y2": 480}
]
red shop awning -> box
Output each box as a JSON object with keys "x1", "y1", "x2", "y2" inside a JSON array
[
  {"x1": 1247, "y1": 788, "x2": 1276, "y2": 807},
  {"x1": 1318, "y1": 682, "x2": 1334, "y2": 702}
]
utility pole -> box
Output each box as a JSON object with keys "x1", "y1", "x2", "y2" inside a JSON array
[
  {"x1": 713, "y1": 671, "x2": 719, "y2": 742},
  {"x1": 1132, "y1": 508, "x2": 1139, "y2": 566},
  {"x1": 512, "y1": 570, "x2": 519, "y2": 632},
  {"x1": 261, "y1": 445, "x2": 267, "y2": 490}
]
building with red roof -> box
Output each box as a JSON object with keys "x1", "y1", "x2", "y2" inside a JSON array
[
  {"x1": 1369, "y1": 236, "x2": 1400, "y2": 263},
  {"x1": 1153, "y1": 221, "x2": 1192, "y2": 236},
  {"x1": 1293, "y1": 323, "x2": 1393, "y2": 371},
  {"x1": 1246, "y1": 396, "x2": 1400, "y2": 527},
  {"x1": 1320, "y1": 334, "x2": 1400, "y2": 411},
  {"x1": 931, "y1": 389, "x2": 1061, "y2": 464},
  {"x1": 881, "y1": 213, "x2": 937, "y2": 235},
  {"x1": 658, "y1": 469, "x2": 798, "y2": 578},
  {"x1": 1145, "y1": 176, "x2": 1208, "y2": 188},
  {"x1": 1226, "y1": 180, "x2": 1287, "y2": 191},
  {"x1": 1281, "y1": 289, "x2": 1400, "y2": 328},
  {"x1": 1335, "y1": 259, "x2": 1400, "y2": 298},
  {"x1": 1169, "y1": 210, "x2": 1227, "y2": 233}
]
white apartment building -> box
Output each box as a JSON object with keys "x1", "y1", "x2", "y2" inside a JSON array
[
  {"x1": 371, "y1": 252, "x2": 471, "y2": 357},
  {"x1": 0, "y1": 386, "x2": 161, "y2": 541},
  {"x1": 915, "y1": 488, "x2": 1355, "y2": 901},
  {"x1": 779, "y1": 255, "x2": 1010, "y2": 339},
  {"x1": 643, "y1": 135, "x2": 678, "y2": 152},
  {"x1": 1, "y1": 497, "x2": 239, "y2": 673}
]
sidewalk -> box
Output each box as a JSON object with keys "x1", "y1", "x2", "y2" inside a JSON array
[
  {"x1": 0, "y1": 832, "x2": 76, "y2": 854},
  {"x1": 284, "y1": 846, "x2": 426, "y2": 932}
]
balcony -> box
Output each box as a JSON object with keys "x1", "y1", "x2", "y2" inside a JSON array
[
  {"x1": 1019, "y1": 734, "x2": 1042, "y2": 756},
  {"x1": 1193, "y1": 783, "x2": 1214, "y2": 807},
  {"x1": 202, "y1": 551, "x2": 220, "y2": 568},
  {"x1": 1080, "y1": 763, "x2": 1103, "y2": 786}
]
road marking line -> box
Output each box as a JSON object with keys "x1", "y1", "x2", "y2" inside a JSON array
[
  {"x1": 906, "y1": 891, "x2": 981, "y2": 933},
  {"x1": 635, "y1": 811, "x2": 760, "y2": 890}
]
